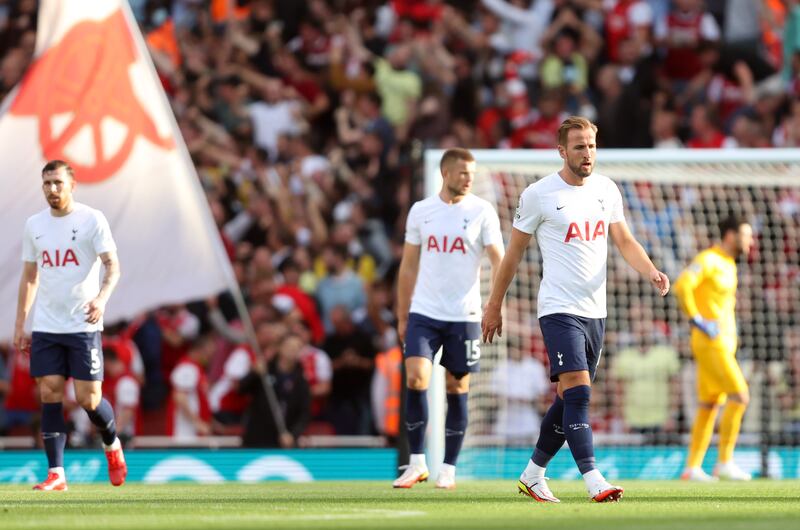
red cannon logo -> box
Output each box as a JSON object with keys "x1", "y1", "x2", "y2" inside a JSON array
[{"x1": 10, "y1": 10, "x2": 174, "y2": 183}]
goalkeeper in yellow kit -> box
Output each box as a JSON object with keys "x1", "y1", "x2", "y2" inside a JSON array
[{"x1": 674, "y1": 216, "x2": 754, "y2": 481}]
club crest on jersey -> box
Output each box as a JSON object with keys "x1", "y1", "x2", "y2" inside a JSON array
[
  {"x1": 427, "y1": 235, "x2": 466, "y2": 254},
  {"x1": 564, "y1": 220, "x2": 606, "y2": 243},
  {"x1": 41, "y1": 249, "x2": 80, "y2": 267}
]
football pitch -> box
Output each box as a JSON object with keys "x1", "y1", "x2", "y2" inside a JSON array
[{"x1": 1, "y1": 480, "x2": 798, "y2": 530}]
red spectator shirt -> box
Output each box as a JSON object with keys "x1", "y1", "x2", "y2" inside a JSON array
[
  {"x1": 5, "y1": 348, "x2": 37, "y2": 412},
  {"x1": 662, "y1": 11, "x2": 704, "y2": 80},
  {"x1": 686, "y1": 131, "x2": 725, "y2": 148}
]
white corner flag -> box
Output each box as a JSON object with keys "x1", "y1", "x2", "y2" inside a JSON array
[{"x1": 0, "y1": 0, "x2": 233, "y2": 340}]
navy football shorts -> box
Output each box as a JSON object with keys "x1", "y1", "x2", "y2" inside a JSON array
[
  {"x1": 539, "y1": 313, "x2": 605, "y2": 382},
  {"x1": 404, "y1": 312, "x2": 481, "y2": 374},
  {"x1": 30, "y1": 331, "x2": 104, "y2": 381}
]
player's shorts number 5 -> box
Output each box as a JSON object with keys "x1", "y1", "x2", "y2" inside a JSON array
[{"x1": 464, "y1": 339, "x2": 481, "y2": 366}]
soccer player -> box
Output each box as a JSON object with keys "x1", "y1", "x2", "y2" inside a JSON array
[
  {"x1": 394, "y1": 148, "x2": 504, "y2": 489},
  {"x1": 675, "y1": 216, "x2": 753, "y2": 481},
  {"x1": 13, "y1": 160, "x2": 127, "y2": 491},
  {"x1": 482, "y1": 117, "x2": 670, "y2": 503}
]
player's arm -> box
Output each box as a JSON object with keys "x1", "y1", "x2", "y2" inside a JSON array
[
  {"x1": 13, "y1": 261, "x2": 39, "y2": 352},
  {"x1": 86, "y1": 250, "x2": 121, "y2": 324},
  {"x1": 485, "y1": 243, "x2": 505, "y2": 288},
  {"x1": 673, "y1": 256, "x2": 719, "y2": 338},
  {"x1": 396, "y1": 243, "x2": 421, "y2": 341},
  {"x1": 482, "y1": 228, "x2": 532, "y2": 343},
  {"x1": 609, "y1": 220, "x2": 669, "y2": 296}
]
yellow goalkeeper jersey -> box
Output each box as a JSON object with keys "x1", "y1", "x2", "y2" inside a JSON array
[{"x1": 673, "y1": 246, "x2": 738, "y2": 352}]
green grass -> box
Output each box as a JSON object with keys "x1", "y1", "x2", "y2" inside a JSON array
[{"x1": 0, "y1": 480, "x2": 798, "y2": 530}]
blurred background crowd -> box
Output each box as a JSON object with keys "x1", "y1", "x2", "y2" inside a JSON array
[{"x1": 0, "y1": 0, "x2": 798, "y2": 448}]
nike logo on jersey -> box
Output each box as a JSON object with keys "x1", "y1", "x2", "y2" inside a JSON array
[
  {"x1": 424, "y1": 218, "x2": 432, "y2": 224},
  {"x1": 597, "y1": 199, "x2": 605, "y2": 211},
  {"x1": 72, "y1": 228, "x2": 78, "y2": 241},
  {"x1": 35, "y1": 235, "x2": 43, "y2": 239},
  {"x1": 466, "y1": 359, "x2": 479, "y2": 367},
  {"x1": 556, "y1": 205, "x2": 566, "y2": 210},
  {"x1": 90, "y1": 367, "x2": 101, "y2": 375}
]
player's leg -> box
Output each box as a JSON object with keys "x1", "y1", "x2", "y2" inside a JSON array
[
  {"x1": 519, "y1": 315, "x2": 590, "y2": 503},
  {"x1": 714, "y1": 356, "x2": 751, "y2": 480},
  {"x1": 433, "y1": 371, "x2": 469, "y2": 489},
  {"x1": 70, "y1": 332, "x2": 127, "y2": 486},
  {"x1": 562, "y1": 316, "x2": 622, "y2": 502},
  {"x1": 516, "y1": 381, "x2": 565, "y2": 503},
  {"x1": 433, "y1": 321, "x2": 481, "y2": 489},
  {"x1": 682, "y1": 345, "x2": 724, "y2": 481},
  {"x1": 393, "y1": 314, "x2": 441, "y2": 488},
  {"x1": 29, "y1": 332, "x2": 69, "y2": 491}
]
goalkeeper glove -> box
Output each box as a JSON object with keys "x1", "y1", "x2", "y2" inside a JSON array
[{"x1": 690, "y1": 316, "x2": 719, "y2": 339}]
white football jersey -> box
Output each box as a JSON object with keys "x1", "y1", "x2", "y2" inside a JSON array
[
  {"x1": 22, "y1": 202, "x2": 117, "y2": 333},
  {"x1": 513, "y1": 172, "x2": 625, "y2": 319},
  {"x1": 405, "y1": 193, "x2": 503, "y2": 322}
]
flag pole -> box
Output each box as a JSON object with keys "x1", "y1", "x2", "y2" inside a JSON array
[{"x1": 119, "y1": 0, "x2": 288, "y2": 438}]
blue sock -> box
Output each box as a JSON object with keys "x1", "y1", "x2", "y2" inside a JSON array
[
  {"x1": 562, "y1": 386, "x2": 596, "y2": 474},
  {"x1": 84, "y1": 398, "x2": 117, "y2": 446},
  {"x1": 405, "y1": 389, "x2": 428, "y2": 455},
  {"x1": 531, "y1": 395, "x2": 565, "y2": 467},
  {"x1": 41, "y1": 403, "x2": 67, "y2": 469},
  {"x1": 444, "y1": 393, "x2": 468, "y2": 466}
]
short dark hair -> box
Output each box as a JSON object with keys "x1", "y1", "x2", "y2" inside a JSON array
[
  {"x1": 440, "y1": 148, "x2": 475, "y2": 173},
  {"x1": 718, "y1": 215, "x2": 748, "y2": 238},
  {"x1": 42, "y1": 160, "x2": 75, "y2": 179}
]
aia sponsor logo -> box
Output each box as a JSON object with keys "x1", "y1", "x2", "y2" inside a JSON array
[
  {"x1": 10, "y1": 10, "x2": 174, "y2": 183},
  {"x1": 564, "y1": 220, "x2": 606, "y2": 243},
  {"x1": 426, "y1": 235, "x2": 466, "y2": 254},
  {"x1": 41, "y1": 249, "x2": 79, "y2": 267}
]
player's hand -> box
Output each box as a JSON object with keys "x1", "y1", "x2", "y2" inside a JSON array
[
  {"x1": 649, "y1": 269, "x2": 670, "y2": 297},
  {"x1": 279, "y1": 432, "x2": 295, "y2": 448},
  {"x1": 13, "y1": 325, "x2": 30, "y2": 353},
  {"x1": 481, "y1": 302, "x2": 503, "y2": 344},
  {"x1": 85, "y1": 297, "x2": 107, "y2": 324},
  {"x1": 690, "y1": 316, "x2": 720, "y2": 339}
]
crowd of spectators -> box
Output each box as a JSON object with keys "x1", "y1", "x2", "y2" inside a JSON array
[{"x1": 0, "y1": 0, "x2": 799, "y2": 447}]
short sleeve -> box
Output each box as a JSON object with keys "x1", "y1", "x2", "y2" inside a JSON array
[
  {"x1": 224, "y1": 348, "x2": 252, "y2": 379},
  {"x1": 92, "y1": 211, "x2": 117, "y2": 255},
  {"x1": 115, "y1": 376, "x2": 140, "y2": 407},
  {"x1": 171, "y1": 363, "x2": 200, "y2": 391},
  {"x1": 609, "y1": 181, "x2": 625, "y2": 224},
  {"x1": 512, "y1": 186, "x2": 543, "y2": 234},
  {"x1": 700, "y1": 13, "x2": 720, "y2": 41},
  {"x1": 404, "y1": 203, "x2": 422, "y2": 245},
  {"x1": 314, "y1": 350, "x2": 333, "y2": 382},
  {"x1": 21, "y1": 219, "x2": 36, "y2": 262},
  {"x1": 481, "y1": 205, "x2": 504, "y2": 247}
]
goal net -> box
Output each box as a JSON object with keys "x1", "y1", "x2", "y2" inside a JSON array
[{"x1": 423, "y1": 149, "x2": 800, "y2": 480}]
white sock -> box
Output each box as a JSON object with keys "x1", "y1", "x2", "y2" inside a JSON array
[
  {"x1": 410, "y1": 453, "x2": 427, "y2": 468},
  {"x1": 49, "y1": 466, "x2": 65, "y2": 478},
  {"x1": 103, "y1": 437, "x2": 121, "y2": 451},
  {"x1": 439, "y1": 463, "x2": 455, "y2": 477},
  {"x1": 582, "y1": 469, "x2": 605, "y2": 492},
  {"x1": 521, "y1": 459, "x2": 546, "y2": 481}
]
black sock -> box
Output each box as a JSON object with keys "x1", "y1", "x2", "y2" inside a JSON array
[
  {"x1": 405, "y1": 389, "x2": 428, "y2": 455},
  {"x1": 444, "y1": 393, "x2": 468, "y2": 466},
  {"x1": 563, "y1": 385, "x2": 596, "y2": 474},
  {"x1": 84, "y1": 398, "x2": 117, "y2": 446},
  {"x1": 41, "y1": 402, "x2": 67, "y2": 469},
  {"x1": 531, "y1": 395, "x2": 565, "y2": 467}
]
